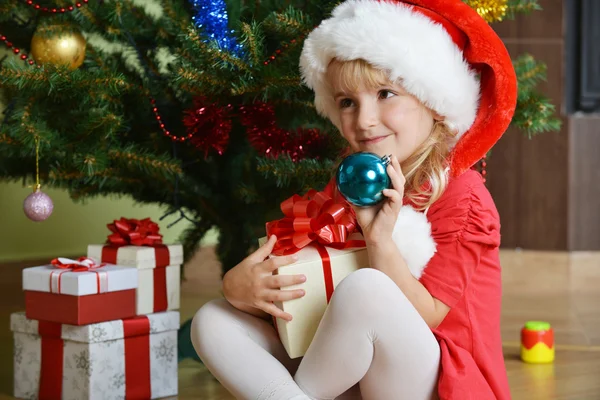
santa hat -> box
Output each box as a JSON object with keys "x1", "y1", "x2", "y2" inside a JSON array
[{"x1": 300, "y1": 0, "x2": 518, "y2": 178}]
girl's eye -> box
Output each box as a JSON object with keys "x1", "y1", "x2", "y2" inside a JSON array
[
  {"x1": 379, "y1": 90, "x2": 396, "y2": 100},
  {"x1": 339, "y1": 98, "x2": 354, "y2": 108}
]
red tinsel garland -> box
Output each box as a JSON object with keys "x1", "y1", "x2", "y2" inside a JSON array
[
  {"x1": 182, "y1": 97, "x2": 233, "y2": 157},
  {"x1": 183, "y1": 98, "x2": 327, "y2": 161},
  {"x1": 239, "y1": 102, "x2": 327, "y2": 162}
]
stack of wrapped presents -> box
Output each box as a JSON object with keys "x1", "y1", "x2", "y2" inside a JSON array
[{"x1": 12, "y1": 218, "x2": 181, "y2": 399}]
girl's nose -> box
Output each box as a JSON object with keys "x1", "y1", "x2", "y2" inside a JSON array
[{"x1": 356, "y1": 102, "x2": 379, "y2": 131}]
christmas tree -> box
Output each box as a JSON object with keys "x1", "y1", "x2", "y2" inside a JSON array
[{"x1": 0, "y1": 0, "x2": 560, "y2": 275}]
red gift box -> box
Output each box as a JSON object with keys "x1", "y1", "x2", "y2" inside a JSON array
[
  {"x1": 23, "y1": 257, "x2": 138, "y2": 325},
  {"x1": 25, "y1": 289, "x2": 136, "y2": 326}
]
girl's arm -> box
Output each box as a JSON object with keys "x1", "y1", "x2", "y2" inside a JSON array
[{"x1": 366, "y1": 238, "x2": 450, "y2": 329}]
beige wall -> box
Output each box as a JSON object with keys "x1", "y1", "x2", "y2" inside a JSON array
[{"x1": 0, "y1": 181, "x2": 218, "y2": 262}]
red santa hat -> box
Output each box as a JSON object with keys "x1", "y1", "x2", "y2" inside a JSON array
[{"x1": 299, "y1": 0, "x2": 518, "y2": 177}]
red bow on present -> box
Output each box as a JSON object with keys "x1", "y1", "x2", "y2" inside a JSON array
[
  {"x1": 49, "y1": 257, "x2": 109, "y2": 294},
  {"x1": 106, "y1": 217, "x2": 163, "y2": 246},
  {"x1": 266, "y1": 189, "x2": 365, "y2": 256},
  {"x1": 50, "y1": 257, "x2": 106, "y2": 272}
]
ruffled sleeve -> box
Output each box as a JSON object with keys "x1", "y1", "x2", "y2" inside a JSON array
[{"x1": 419, "y1": 170, "x2": 501, "y2": 308}]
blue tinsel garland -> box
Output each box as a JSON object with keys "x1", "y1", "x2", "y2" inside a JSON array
[{"x1": 190, "y1": 0, "x2": 244, "y2": 57}]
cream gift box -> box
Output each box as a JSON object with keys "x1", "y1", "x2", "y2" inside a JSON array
[
  {"x1": 259, "y1": 235, "x2": 369, "y2": 359},
  {"x1": 87, "y1": 244, "x2": 181, "y2": 315},
  {"x1": 11, "y1": 310, "x2": 179, "y2": 400},
  {"x1": 260, "y1": 204, "x2": 438, "y2": 359}
]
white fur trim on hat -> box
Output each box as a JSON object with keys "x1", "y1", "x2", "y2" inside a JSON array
[
  {"x1": 299, "y1": 0, "x2": 480, "y2": 138},
  {"x1": 392, "y1": 206, "x2": 436, "y2": 279}
]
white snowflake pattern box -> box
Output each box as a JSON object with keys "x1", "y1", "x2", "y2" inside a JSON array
[{"x1": 11, "y1": 310, "x2": 179, "y2": 400}]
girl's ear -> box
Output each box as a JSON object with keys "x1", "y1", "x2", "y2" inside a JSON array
[{"x1": 432, "y1": 111, "x2": 445, "y2": 122}]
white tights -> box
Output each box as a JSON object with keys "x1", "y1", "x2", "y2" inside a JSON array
[{"x1": 191, "y1": 268, "x2": 440, "y2": 400}]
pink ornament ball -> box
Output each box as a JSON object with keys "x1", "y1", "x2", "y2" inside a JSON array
[{"x1": 23, "y1": 189, "x2": 54, "y2": 222}]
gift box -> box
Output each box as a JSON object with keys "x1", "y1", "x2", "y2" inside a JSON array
[
  {"x1": 259, "y1": 236, "x2": 369, "y2": 359},
  {"x1": 86, "y1": 246, "x2": 181, "y2": 316},
  {"x1": 11, "y1": 310, "x2": 179, "y2": 400},
  {"x1": 87, "y1": 218, "x2": 182, "y2": 315},
  {"x1": 261, "y1": 187, "x2": 436, "y2": 359},
  {"x1": 261, "y1": 188, "x2": 370, "y2": 358},
  {"x1": 86, "y1": 243, "x2": 184, "y2": 270},
  {"x1": 23, "y1": 258, "x2": 138, "y2": 326}
]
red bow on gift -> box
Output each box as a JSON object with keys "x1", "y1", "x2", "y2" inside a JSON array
[
  {"x1": 106, "y1": 217, "x2": 163, "y2": 246},
  {"x1": 266, "y1": 189, "x2": 365, "y2": 256},
  {"x1": 50, "y1": 257, "x2": 106, "y2": 272}
]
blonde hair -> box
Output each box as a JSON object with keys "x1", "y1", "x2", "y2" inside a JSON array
[{"x1": 325, "y1": 59, "x2": 455, "y2": 211}]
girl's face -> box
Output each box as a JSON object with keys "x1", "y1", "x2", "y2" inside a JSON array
[{"x1": 328, "y1": 68, "x2": 438, "y2": 163}]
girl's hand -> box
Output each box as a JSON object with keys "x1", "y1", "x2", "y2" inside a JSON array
[
  {"x1": 352, "y1": 155, "x2": 405, "y2": 245},
  {"x1": 222, "y1": 235, "x2": 307, "y2": 322}
]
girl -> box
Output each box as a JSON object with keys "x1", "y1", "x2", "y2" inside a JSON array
[{"x1": 191, "y1": 0, "x2": 517, "y2": 399}]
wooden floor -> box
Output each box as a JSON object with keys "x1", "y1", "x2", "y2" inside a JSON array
[{"x1": 1, "y1": 248, "x2": 600, "y2": 399}]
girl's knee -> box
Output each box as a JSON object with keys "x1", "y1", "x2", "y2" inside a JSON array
[
  {"x1": 334, "y1": 268, "x2": 397, "y2": 299},
  {"x1": 330, "y1": 268, "x2": 412, "y2": 317},
  {"x1": 192, "y1": 298, "x2": 231, "y2": 328},
  {"x1": 190, "y1": 298, "x2": 232, "y2": 355}
]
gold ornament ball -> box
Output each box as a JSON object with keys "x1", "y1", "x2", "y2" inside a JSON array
[
  {"x1": 466, "y1": 0, "x2": 509, "y2": 23},
  {"x1": 31, "y1": 26, "x2": 86, "y2": 69}
]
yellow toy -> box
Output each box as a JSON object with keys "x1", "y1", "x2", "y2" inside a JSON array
[{"x1": 520, "y1": 321, "x2": 555, "y2": 363}]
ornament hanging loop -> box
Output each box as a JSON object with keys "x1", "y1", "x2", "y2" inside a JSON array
[
  {"x1": 34, "y1": 135, "x2": 41, "y2": 192},
  {"x1": 381, "y1": 154, "x2": 392, "y2": 167}
]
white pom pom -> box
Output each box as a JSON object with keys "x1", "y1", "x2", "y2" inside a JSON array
[{"x1": 392, "y1": 206, "x2": 437, "y2": 279}]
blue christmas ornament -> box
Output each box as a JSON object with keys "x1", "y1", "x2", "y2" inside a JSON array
[
  {"x1": 336, "y1": 152, "x2": 392, "y2": 207},
  {"x1": 190, "y1": 0, "x2": 245, "y2": 58}
]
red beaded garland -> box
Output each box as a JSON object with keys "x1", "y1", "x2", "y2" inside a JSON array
[
  {"x1": 21, "y1": 0, "x2": 90, "y2": 13},
  {"x1": 150, "y1": 97, "x2": 192, "y2": 142},
  {"x1": 264, "y1": 36, "x2": 304, "y2": 66},
  {"x1": 2, "y1": 33, "x2": 39, "y2": 67}
]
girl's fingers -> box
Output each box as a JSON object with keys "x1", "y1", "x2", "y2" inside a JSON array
[
  {"x1": 263, "y1": 288, "x2": 306, "y2": 303},
  {"x1": 382, "y1": 189, "x2": 403, "y2": 214},
  {"x1": 261, "y1": 254, "x2": 299, "y2": 272},
  {"x1": 250, "y1": 235, "x2": 277, "y2": 262},
  {"x1": 266, "y1": 274, "x2": 307, "y2": 289},
  {"x1": 256, "y1": 301, "x2": 293, "y2": 322},
  {"x1": 387, "y1": 163, "x2": 405, "y2": 191},
  {"x1": 382, "y1": 189, "x2": 402, "y2": 203},
  {"x1": 391, "y1": 155, "x2": 404, "y2": 177}
]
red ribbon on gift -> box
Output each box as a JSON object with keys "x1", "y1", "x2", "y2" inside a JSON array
[
  {"x1": 107, "y1": 217, "x2": 163, "y2": 247},
  {"x1": 153, "y1": 268, "x2": 168, "y2": 313},
  {"x1": 100, "y1": 218, "x2": 170, "y2": 312},
  {"x1": 49, "y1": 257, "x2": 108, "y2": 294},
  {"x1": 37, "y1": 316, "x2": 152, "y2": 399},
  {"x1": 124, "y1": 316, "x2": 152, "y2": 399},
  {"x1": 266, "y1": 189, "x2": 365, "y2": 256},
  {"x1": 101, "y1": 218, "x2": 171, "y2": 268},
  {"x1": 38, "y1": 321, "x2": 63, "y2": 400},
  {"x1": 266, "y1": 189, "x2": 366, "y2": 305}
]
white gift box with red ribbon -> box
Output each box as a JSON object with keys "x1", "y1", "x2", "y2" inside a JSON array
[
  {"x1": 86, "y1": 217, "x2": 182, "y2": 316},
  {"x1": 87, "y1": 245, "x2": 181, "y2": 316},
  {"x1": 22, "y1": 258, "x2": 139, "y2": 326},
  {"x1": 23, "y1": 258, "x2": 137, "y2": 296},
  {"x1": 11, "y1": 310, "x2": 179, "y2": 400},
  {"x1": 86, "y1": 244, "x2": 184, "y2": 270}
]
